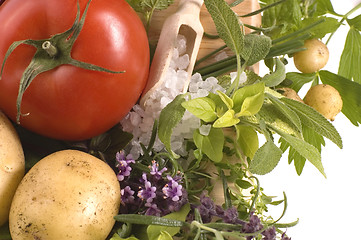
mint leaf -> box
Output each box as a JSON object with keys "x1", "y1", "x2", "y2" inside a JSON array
[
  {"x1": 158, "y1": 94, "x2": 187, "y2": 157},
  {"x1": 249, "y1": 141, "x2": 283, "y2": 175},
  {"x1": 193, "y1": 127, "x2": 224, "y2": 162},
  {"x1": 181, "y1": 97, "x2": 217, "y2": 122},
  {"x1": 338, "y1": 28, "x2": 361, "y2": 83},
  {"x1": 319, "y1": 70, "x2": 361, "y2": 126},
  {"x1": 241, "y1": 34, "x2": 272, "y2": 66},
  {"x1": 281, "y1": 97, "x2": 342, "y2": 148},
  {"x1": 235, "y1": 124, "x2": 259, "y2": 159},
  {"x1": 262, "y1": 58, "x2": 286, "y2": 87},
  {"x1": 205, "y1": 0, "x2": 244, "y2": 56}
]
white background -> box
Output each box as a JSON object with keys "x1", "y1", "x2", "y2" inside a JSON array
[{"x1": 258, "y1": 1, "x2": 361, "y2": 239}]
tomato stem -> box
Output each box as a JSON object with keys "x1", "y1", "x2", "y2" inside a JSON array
[{"x1": 42, "y1": 41, "x2": 58, "y2": 58}]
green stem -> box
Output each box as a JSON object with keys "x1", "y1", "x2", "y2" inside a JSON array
[
  {"x1": 191, "y1": 221, "x2": 224, "y2": 240},
  {"x1": 248, "y1": 175, "x2": 260, "y2": 213}
]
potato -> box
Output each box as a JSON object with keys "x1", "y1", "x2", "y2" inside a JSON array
[
  {"x1": 278, "y1": 87, "x2": 304, "y2": 103},
  {"x1": 9, "y1": 150, "x2": 121, "y2": 240},
  {"x1": 0, "y1": 111, "x2": 25, "y2": 226},
  {"x1": 304, "y1": 84, "x2": 343, "y2": 121},
  {"x1": 293, "y1": 39, "x2": 329, "y2": 73}
]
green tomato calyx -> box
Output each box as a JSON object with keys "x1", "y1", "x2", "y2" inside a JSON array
[{"x1": 0, "y1": 0, "x2": 124, "y2": 124}]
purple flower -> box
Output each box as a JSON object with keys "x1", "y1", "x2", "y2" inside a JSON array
[
  {"x1": 138, "y1": 173, "x2": 157, "y2": 203},
  {"x1": 116, "y1": 151, "x2": 135, "y2": 181},
  {"x1": 149, "y1": 160, "x2": 167, "y2": 180},
  {"x1": 262, "y1": 226, "x2": 276, "y2": 240},
  {"x1": 281, "y1": 232, "x2": 291, "y2": 240},
  {"x1": 243, "y1": 213, "x2": 264, "y2": 240},
  {"x1": 162, "y1": 175, "x2": 183, "y2": 201},
  {"x1": 145, "y1": 202, "x2": 162, "y2": 216},
  {"x1": 121, "y1": 186, "x2": 135, "y2": 204},
  {"x1": 222, "y1": 207, "x2": 245, "y2": 225}
]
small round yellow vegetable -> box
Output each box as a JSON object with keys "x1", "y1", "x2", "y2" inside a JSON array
[
  {"x1": 0, "y1": 111, "x2": 25, "y2": 227},
  {"x1": 279, "y1": 87, "x2": 304, "y2": 103},
  {"x1": 304, "y1": 84, "x2": 343, "y2": 121},
  {"x1": 9, "y1": 150, "x2": 121, "y2": 240},
  {"x1": 293, "y1": 39, "x2": 329, "y2": 73}
]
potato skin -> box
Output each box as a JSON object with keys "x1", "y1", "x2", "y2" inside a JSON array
[
  {"x1": 9, "y1": 150, "x2": 121, "y2": 240},
  {"x1": 0, "y1": 111, "x2": 25, "y2": 226},
  {"x1": 304, "y1": 84, "x2": 343, "y2": 121},
  {"x1": 293, "y1": 39, "x2": 329, "y2": 73}
]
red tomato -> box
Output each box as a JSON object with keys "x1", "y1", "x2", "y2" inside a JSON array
[{"x1": 0, "y1": 0, "x2": 149, "y2": 140}]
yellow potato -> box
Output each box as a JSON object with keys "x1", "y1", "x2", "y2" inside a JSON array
[
  {"x1": 293, "y1": 39, "x2": 329, "y2": 73},
  {"x1": 9, "y1": 150, "x2": 121, "y2": 240},
  {"x1": 0, "y1": 111, "x2": 25, "y2": 226},
  {"x1": 304, "y1": 84, "x2": 343, "y2": 121},
  {"x1": 278, "y1": 87, "x2": 304, "y2": 103}
]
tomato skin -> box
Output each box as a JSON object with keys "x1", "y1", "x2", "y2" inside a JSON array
[{"x1": 0, "y1": 0, "x2": 149, "y2": 140}]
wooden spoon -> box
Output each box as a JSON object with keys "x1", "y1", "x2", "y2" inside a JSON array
[{"x1": 140, "y1": 0, "x2": 204, "y2": 108}]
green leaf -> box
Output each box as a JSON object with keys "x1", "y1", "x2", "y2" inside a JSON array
[
  {"x1": 232, "y1": 82, "x2": 265, "y2": 113},
  {"x1": 213, "y1": 109, "x2": 240, "y2": 128},
  {"x1": 141, "y1": 0, "x2": 175, "y2": 10},
  {"x1": 205, "y1": 0, "x2": 244, "y2": 56},
  {"x1": 314, "y1": 0, "x2": 339, "y2": 16},
  {"x1": 217, "y1": 90, "x2": 234, "y2": 109},
  {"x1": 347, "y1": 14, "x2": 361, "y2": 31},
  {"x1": 285, "y1": 72, "x2": 317, "y2": 92},
  {"x1": 301, "y1": 17, "x2": 341, "y2": 39},
  {"x1": 266, "y1": 93, "x2": 302, "y2": 132},
  {"x1": 158, "y1": 94, "x2": 187, "y2": 157},
  {"x1": 241, "y1": 34, "x2": 272, "y2": 66},
  {"x1": 235, "y1": 124, "x2": 259, "y2": 159},
  {"x1": 181, "y1": 97, "x2": 217, "y2": 122},
  {"x1": 193, "y1": 127, "x2": 224, "y2": 162},
  {"x1": 277, "y1": 130, "x2": 325, "y2": 178},
  {"x1": 262, "y1": 58, "x2": 286, "y2": 87},
  {"x1": 338, "y1": 28, "x2": 361, "y2": 83},
  {"x1": 110, "y1": 234, "x2": 139, "y2": 240},
  {"x1": 319, "y1": 70, "x2": 361, "y2": 126},
  {"x1": 239, "y1": 91, "x2": 265, "y2": 116},
  {"x1": 147, "y1": 204, "x2": 190, "y2": 240},
  {"x1": 281, "y1": 97, "x2": 343, "y2": 149},
  {"x1": 249, "y1": 141, "x2": 283, "y2": 175},
  {"x1": 235, "y1": 179, "x2": 253, "y2": 189}
]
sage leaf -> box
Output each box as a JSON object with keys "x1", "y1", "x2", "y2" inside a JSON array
[
  {"x1": 235, "y1": 124, "x2": 259, "y2": 159},
  {"x1": 266, "y1": 93, "x2": 302, "y2": 132},
  {"x1": 281, "y1": 97, "x2": 342, "y2": 148},
  {"x1": 181, "y1": 97, "x2": 217, "y2": 122},
  {"x1": 193, "y1": 127, "x2": 224, "y2": 162},
  {"x1": 205, "y1": 0, "x2": 244, "y2": 56},
  {"x1": 262, "y1": 58, "x2": 286, "y2": 87},
  {"x1": 147, "y1": 204, "x2": 190, "y2": 240},
  {"x1": 249, "y1": 141, "x2": 283, "y2": 175},
  {"x1": 158, "y1": 94, "x2": 187, "y2": 157},
  {"x1": 277, "y1": 130, "x2": 325, "y2": 178},
  {"x1": 319, "y1": 70, "x2": 361, "y2": 126},
  {"x1": 241, "y1": 34, "x2": 272, "y2": 66},
  {"x1": 213, "y1": 109, "x2": 240, "y2": 128},
  {"x1": 338, "y1": 28, "x2": 361, "y2": 83}
]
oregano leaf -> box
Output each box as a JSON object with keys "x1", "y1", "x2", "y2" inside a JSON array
[{"x1": 181, "y1": 97, "x2": 217, "y2": 122}]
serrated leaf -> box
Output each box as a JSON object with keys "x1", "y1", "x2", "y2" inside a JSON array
[
  {"x1": 193, "y1": 127, "x2": 224, "y2": 162},
  {"x1": 277, "y1": 130, "x2": 325, "y2": 178},
  {"x1": 235, "y1": 124, "x2": 259, "y2": 159},
  {"x1": 158, "y1": 94, "x2": 187, "y2": 157},
  {"x1": 319, "y1": 70, "x2": 361, "y2": 126},
  {"x1": 213, "y1": 109, "x2": 240, "y2": 128},
  {"x1": 181, "y1": 97, "x2": 217, "y2": 122},
  {"x1": 266, "y1": 93, "x2": 302, "y2": 132},
  {"x1": 205, "y1": 0, "x2": 244, "y2": 56},
  {"x1": 281, "y1": 97, "x2": 342, "y2": 149},
  {"x1": 262, "y1": 58, "x2": 286, "y2": 87},
  {"x1": 338, "y1": 28, "x2": 361, "y2": 83},
  {"x1": 241, "y1": 34, "x2": 272, "y2": 66},
  {"x1": 249, "y1": 141, "x2": 283, "y2": 175}
]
